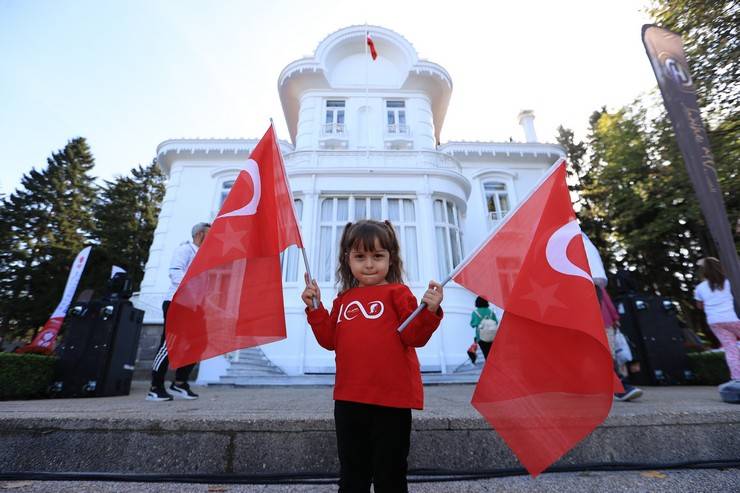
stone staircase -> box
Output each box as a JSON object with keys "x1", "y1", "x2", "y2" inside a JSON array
[{"x1": 219, "y1": 347, "x2": 286, "y2": 384}]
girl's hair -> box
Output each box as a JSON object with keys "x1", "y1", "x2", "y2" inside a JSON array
[
  {"x1": 698, "y1": 257, "x2": 725, "y2": 291},
  {"x1": 475, "y1": 296, "x2": 489, "y2": 308},
  {"x1": 336, "y1": 220, "x2": 404, "y2": 292}
]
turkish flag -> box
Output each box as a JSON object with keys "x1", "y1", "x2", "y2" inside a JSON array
[
  {"x1": 166, "y1": 125, "x2": 303, "y2": 369},
  {"x1": 367, "y1": 33, "x2": 378, "y2": 60},
  {"x1": 453, "y1": 160, "x2": 619, "y2": 476}
]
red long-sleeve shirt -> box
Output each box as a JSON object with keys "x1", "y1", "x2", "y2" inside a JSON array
[{"x1": 306, "y1": 283, "x2": 443, "y2": 410}]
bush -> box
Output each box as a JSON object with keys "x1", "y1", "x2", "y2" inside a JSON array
[
  {"x1": 0, "y1": 352, "x2": 57, "y2": 400},
  {"x1": 687, "y1": 350, "x2": 731, "y2": 385}
]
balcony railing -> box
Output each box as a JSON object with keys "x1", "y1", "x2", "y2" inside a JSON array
[
  {"x1": 383, "y1": 124, "x2": 412, "y2": 149},
  {"x1": 487, "y1": 210, "x2": 509, "y2": 229},
  {"x1": 319, "y1": 123, "x2": 348, "y2": 149},
  {"x1": 488, "y1": 211, "x2": 506, "y2": 222},
  {"x1": 386, "y1": 123, "x2": 410, "y2": 135},
  {"x1": 322, "y1": 123, "x2": 345, "y2": 135}
]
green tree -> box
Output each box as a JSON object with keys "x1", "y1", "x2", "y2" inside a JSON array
[
  {"x1": 649, "y1": 0, "x2": 739, "y2": 120},
  {"x1": 0, "y1": 138, "x2": 97, "y2": 339},
  {"x1": 93, "y1": 160, "x2": 165, "y2": 291}
]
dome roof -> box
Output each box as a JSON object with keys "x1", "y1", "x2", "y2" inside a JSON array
[{"x1": 278, "y1": 25, "x2": 452, "y2": 144}]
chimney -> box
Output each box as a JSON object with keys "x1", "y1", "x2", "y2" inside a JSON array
[{"x1": 517, "y1": 110, "x2": 537, "y2": 143}]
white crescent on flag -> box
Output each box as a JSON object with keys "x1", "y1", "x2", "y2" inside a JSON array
[
  {"x1": 545, "y1": 220, "x2": 592, "y2": 282},
  {"x1": 217, "y1": 159, "x2": 262, "y2": 219}
]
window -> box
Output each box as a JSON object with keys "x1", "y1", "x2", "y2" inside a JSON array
[
  {"x1": 433, "y1": 198, "x2": 463, "y2": 278},
  {"x1": 280, "y1": 199, "x2": 303, "y2": 282},
  {"x1": 386, "y1": 100, "x2": 407, "y2": 134},
  {"x1": 484, "y1": 181, "x2": 510, "y2": 223},
  {"x1": 324, "y1": 100, "x2": 345, "y2": 134},
  {"x1": 316, "y1": 195, "x2": 419, "y2": 283},
  {"x1": 219, "y1": 179, "x2": 235, "y2": 208}
]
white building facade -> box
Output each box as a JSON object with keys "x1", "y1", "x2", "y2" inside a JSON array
[{"x1": 133, "y1": 26, "x2": 564, "y2": 382}]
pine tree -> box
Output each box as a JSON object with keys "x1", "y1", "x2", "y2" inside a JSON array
[
  {"x1": 93, "y1": 160, "x2": 165, "y2": 291},
  {"x1": 0, "y1": 138, "x2": 97, "y2": 339}
]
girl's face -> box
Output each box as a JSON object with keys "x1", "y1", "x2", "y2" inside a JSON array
[{"x1": 348, "y1": 238, "x2": 390, "y2": 287}]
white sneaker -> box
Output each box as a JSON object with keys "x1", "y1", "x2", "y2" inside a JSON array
[
  {"x1": 169, "y1": 382, "x2": 198, "y2": 400},
  {"x1": 146, "y1": 387, "x2": 173, "y2": 402}
]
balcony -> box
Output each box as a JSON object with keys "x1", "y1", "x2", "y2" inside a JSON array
[
  {"x1": 384, "y1": 124, "x2": 413, "y2": 149},
  {"x1": 487, "y1": 210, "x2": 507, "y2": 229},
  {"x1": 319, "y1": 123, "x2": 348, "y2": 149}
]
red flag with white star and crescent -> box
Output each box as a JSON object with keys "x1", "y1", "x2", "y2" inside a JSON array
[
  {"x1": 166, "y1": 125, "x2": 303, "y2": 369},
  {"x1": 453, "y1": 159, "x2": 620, "y2": 477}
]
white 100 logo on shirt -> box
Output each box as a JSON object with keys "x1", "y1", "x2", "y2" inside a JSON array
[{"x1": 337, "y1": 301, "x2": 385, "y2": 322}]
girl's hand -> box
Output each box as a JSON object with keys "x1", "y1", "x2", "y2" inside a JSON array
[
  {"x1": 422, "y1": 280, "x2": 443, "y2": 313},
  {"x1": 302, "y1": 273, "x2": 321, "y2": 309}
]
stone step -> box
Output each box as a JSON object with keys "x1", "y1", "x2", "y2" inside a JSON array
[
  {"x1": 219, "y1": 347, "x2": 287, "y2": 383},
  {"x1": 1, "y1": 383, "x2": 738, "y2": 476}
]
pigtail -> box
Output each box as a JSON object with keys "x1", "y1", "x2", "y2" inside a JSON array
[
  {"x1": 383, "y1": 220, "x2": 405, "y2": 285},
  {"x1": 336, "y1": 222, "x2": 355, "y2": 292}
]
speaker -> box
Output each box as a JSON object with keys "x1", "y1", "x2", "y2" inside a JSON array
[
  {"x1": 614, "y1": 293, "x2": 693, "y2": 385},
  {"x1": 51, "y1": 299, "x2": 144, "y2": 397}
]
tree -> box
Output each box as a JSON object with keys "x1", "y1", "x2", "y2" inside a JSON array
[
  {"x1": 649, "y1": 0, "x2": 739, "y2": 120},
  {"x1": 93, "y1": 160, "x2": 165, "y2": 291},
  {"x1": 0, "y1": 138, "x2": 97, "y2": 339}
]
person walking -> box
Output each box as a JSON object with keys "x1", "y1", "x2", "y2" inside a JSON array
[
  {"x1": 598, "y1": 285, "x2": 643, "y2": 402},
  {"x1": 694, "y1": 257, "x2": 740, "y2": 391},
  {"x1": 470, "y1": 296, "x2": 498, "y2": 360},
  {"x1": 146, "y1": 222, "x2": 211, "y2": 402},
  {"x1": 301, "y1": 219, "x2": 443, "y2": 492}
]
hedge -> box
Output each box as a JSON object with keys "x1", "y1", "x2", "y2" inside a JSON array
[
  {"x1": 0, "y1": 352, "x2": 57, "y2": 400},
  {"x1": 687, "y1": 350, "x2": 731, "y2": 385}
]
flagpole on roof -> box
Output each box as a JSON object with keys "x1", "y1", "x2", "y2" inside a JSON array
[{"x1": 365, "y1": 24, "x2": 370, "y2": 164}]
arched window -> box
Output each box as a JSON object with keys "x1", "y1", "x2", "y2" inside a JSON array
[
  {"x1": 433, "y1": 198, "x2": 463, "y2": 278},
  {"x1": 483, "y1": 181, "x2": 510, "y2": 226},
  {"x1": 316, "y1": 195, "x2": 419, "y2": 284},
  {"x1": 220, "y1": 179, "x2": 235, "y2": 208}
]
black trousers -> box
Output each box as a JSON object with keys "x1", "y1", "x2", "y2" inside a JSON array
[
  {"x1": 334, "y1": 400, "x2": 412, "y2": 493},
  {"x1": 478, "y1": 339, "x2": 492, "y2": 359},
  {"x1": 151, "y1": 301, "x2": 195, "y2": 388}
]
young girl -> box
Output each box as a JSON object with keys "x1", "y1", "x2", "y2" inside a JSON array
[
  {"x1": 694, "y1": 257, "x2": 740, "y2": 386},
  {"x1": 301, "y1": 219, "x2": 443, "y2": 493}
]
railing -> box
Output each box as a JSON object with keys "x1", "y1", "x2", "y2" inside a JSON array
[
  {"x1": 322, "y1": 123, "x2": 345, "y2": 135},
  {"x1": 488, "y1": 211, "x2": 505, "y2": 221},
  {"x1": 386, "y1": 124, "x2": 411, "y2": 135},
  {"x1": 488, "y1": 211, "x2": 507, "y2": 226}
]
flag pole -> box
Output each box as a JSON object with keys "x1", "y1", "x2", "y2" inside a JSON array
[
  {"x1": 397, "y1": 158, "x2": 568, "y2": 332},
  {"x1": 301, "y1": 248, "x2": 319, "y2": 309},
  {"x1": 365, "y1": 25, "x2": 370, "y2": 164},
  {"x1": 270, "y1": 117, "x2": 319, "y2": 310},
  {"x1": 397, "y1": 274, "x2": 453, "y2": 332}
]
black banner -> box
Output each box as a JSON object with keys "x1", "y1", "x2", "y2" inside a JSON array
[{"x1": 642, "y1": 24, "x2": 739, "y2": 312}]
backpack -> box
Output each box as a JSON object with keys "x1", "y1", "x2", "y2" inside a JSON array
[{"x1": 476, "y1": 310, "x2": 498, "y2": 342}]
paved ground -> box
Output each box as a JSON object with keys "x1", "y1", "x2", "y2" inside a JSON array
[
  {"x1": 2, "y1": 468, "x2": 739, "y2": 492},
  {"x1": 0, "y1": 381, "x2": 733, "y2": 426}
]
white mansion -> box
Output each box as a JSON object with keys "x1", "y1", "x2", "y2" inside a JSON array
[{"x1": 133, "y1": 25, "x2": 564, "y2": 382}]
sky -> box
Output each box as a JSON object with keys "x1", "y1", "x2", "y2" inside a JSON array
[{"x1": 0, "y1": 0, "x2": 659, "y2": 195}]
